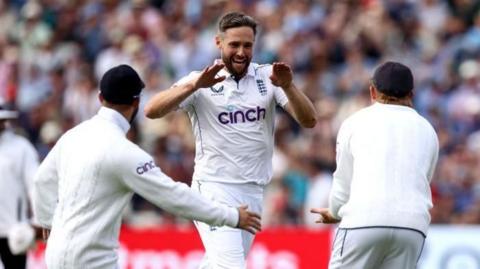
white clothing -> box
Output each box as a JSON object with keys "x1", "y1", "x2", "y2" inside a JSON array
[
  {"x1": 329, "y1": 227, "x2": 425, "y2": 269},
  {"x1": 330, "y1": 102, "x2": 439, "y2": 235},
  {"x1": 33, "y1": 107, "x2": 239, "y2": 269},
  {"x1": 177, "y1": 63, "x2": 288, "y2": 186},
  {"x1": 0, "y1": 130, "x2": 38, "y2": 237},
  {"x1": 192, "y1": 180, "x2": 263, "y2": 269}
]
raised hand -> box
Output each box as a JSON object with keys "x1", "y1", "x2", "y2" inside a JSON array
[
  {"x1": 192, "y1": 63, "x2": 227, "y2": 90},
  {"x1": 269, "y1": 62, "x2": 293, "y2": 89},
  {"x1": 310, "y1": 208, "x2": 341, "y2": 224},
  {"x1": 236, "y1": 205, "x2": 262, "y2": 234}
]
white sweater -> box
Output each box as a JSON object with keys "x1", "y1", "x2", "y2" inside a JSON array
[
  {"x1": 33, "y1": 107, "x2": 238, "y2": 269},
  {"x1": 329, "y1": 103, "x2": 439, "y2": 235}
]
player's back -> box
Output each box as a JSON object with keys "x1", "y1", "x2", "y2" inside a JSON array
[
  {"x1": 338, "y1": 102, "x2": 438, "y2": 233},
  {"x1": 45, "y1": 111, "x2": 132, "y2": 269}
]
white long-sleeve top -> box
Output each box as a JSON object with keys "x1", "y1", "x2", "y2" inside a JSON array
[
  {"x1": 176, "y1": 63, "x2": 288, "y2": 185},
  {"x1": 0, "y1": 130, "x2": 38, "y2": 237},
  {"x1": 33, "y1": 107, "x2": 239, "y2": 269},
  {"x1": 329, "y1": 103, "x2": 439, "y2": 235}
]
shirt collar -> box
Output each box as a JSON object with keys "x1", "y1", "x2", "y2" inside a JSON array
[
  {"x1": 373, "y1": 102, "x2": 415, "y2": 112},
  {"x1": 96, "y1": 107, "x2": 130, "y2": 134},
  {"x1": 216, "y1": 60, "x2": 255, "y2": 79}
]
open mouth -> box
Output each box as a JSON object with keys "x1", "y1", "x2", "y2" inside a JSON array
[
  {"x1": 232, "y1": 59, "x2": 247, "y2": 69},
  {"x1": 233, "y1": 60, "x2": 245, "y2": 64}
]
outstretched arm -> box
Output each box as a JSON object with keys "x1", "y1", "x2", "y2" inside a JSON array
[
  {"x1": 117, "y1": 145, "x2": 261, "y2": 234},
  {"x1": 270, "y1": 62, "x2": 317, "y2": 128},
  {"x1": 144, "y1": 63, "x2": 226, "y2": 118}
]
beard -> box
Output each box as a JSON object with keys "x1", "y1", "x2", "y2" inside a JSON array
[{"x1": 222, "y1": 53, "x2": 251, "y2": 80}]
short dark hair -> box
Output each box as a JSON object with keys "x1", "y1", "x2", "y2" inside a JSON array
[
  {"x1": 218, "y1": 12, "x2": 257, "y2": 36},
  {"x1": 372, "y1": 61, "x2": 413, "y2": 98}
]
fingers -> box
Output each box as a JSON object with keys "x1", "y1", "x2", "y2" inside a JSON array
[
  {"x1": 310, "y1": 208, "x2": 328, "y2": 214},
  {"x1": 204, "y1": 63, "x2": 224, "y2": 75},
  {"x1": 272, "y1": 62, "x2": 290, "y2": 71},
  {"x1": 245, "y1": 212, "x2": 262, "y2": 234},
  {"x1": 310, "y1": 208, "x2": 322, "y2": 214},
  {"x1": 214, "y1": 75, "x2": 226, "y2": 84},
  {"x1": 237, "y1": 205, "x2": 262, "y2": 234}
]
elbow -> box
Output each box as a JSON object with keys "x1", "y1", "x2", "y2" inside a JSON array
[
  {"x1": 301, "y1": 116, "x2": 317, "y2": 129},
  {"x1": 144, "y1": 104, "x2": 161, "y2": 119}
]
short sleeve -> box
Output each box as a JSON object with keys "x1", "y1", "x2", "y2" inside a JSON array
[
  {"x1": 176, "y1": 71, "x2": 201, "y2": 110},
  {"x1": 259, "y1": 64, "x2": 288, "y2": 108}
]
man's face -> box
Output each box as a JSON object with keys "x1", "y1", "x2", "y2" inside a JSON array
[{"x1": 216, "y1": 26, "x2": 255, "y2": 79}]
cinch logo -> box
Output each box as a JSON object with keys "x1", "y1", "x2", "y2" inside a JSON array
[
  {"x1": 136, "y1": 160, "x2": 156, "y2": 175},
  {"x1": 218, "y1": 106, "x2": 266, "y2": 124}
]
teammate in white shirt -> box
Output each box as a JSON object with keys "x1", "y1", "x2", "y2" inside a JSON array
[
  {"x1": 145, "y1": 12, "x2": 317, "y2": 268},
  {"x1": 32, "y1": 65, "x2": 261, "y2": 269},
  {"x1": 0, "y1": 99, "x2": 39, "y2": 269},
  {"x1": 311, "y1": 62, "x2": 439, "y2": 269}
]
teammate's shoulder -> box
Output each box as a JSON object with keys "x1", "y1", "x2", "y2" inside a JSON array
[
  {"x1": 339, "y1": 106, "x2": 371, "y2": 130},
  {"x1": 417, "y1": 113, "x2": 438, "y2": 135},
  {"x1": 349, "y1": 106, "x2": 372, "y2": 120},
  {"x1": 117, "y1": 138, "x2": 150, "y2": 161}
]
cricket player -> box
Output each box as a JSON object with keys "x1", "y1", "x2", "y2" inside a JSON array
[
  {"x1": 311, "y1": 61, "x2": 439, "y2": 269},
  {"x1": 145, "y1": 12, "x2": 317, "y2": 268},
  {"x1": 32, "y1": 65, "x2": 261, "y2": 269}
]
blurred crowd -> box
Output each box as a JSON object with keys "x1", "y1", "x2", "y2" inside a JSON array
[{"x1": 1, "y1": 0, "x2": 480, "y2": 228}]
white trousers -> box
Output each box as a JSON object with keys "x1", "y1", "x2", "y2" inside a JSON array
[
  {"x1": 329, "y1": 227, "x2": 426, "y2": 269},
  {"x1": 192, "y1": 180, "x2": 263, "y2": 269}
]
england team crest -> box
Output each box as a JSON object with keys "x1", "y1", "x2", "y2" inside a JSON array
[{"x1": 256, "y1": 80, "x2": 267, "y2": 96}]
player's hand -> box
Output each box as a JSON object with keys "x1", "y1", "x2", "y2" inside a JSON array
[
  {"x1": 192, "y1": 62, "x2": 226, "y2": 90},
  {"x1": 269, "y1": 62, "x2": 293, "y2": 89},
  {"x1": 236, "y1": 205, "x2": 262, "y2": 234},
  {"x1": 310, "y1": 208, "x2": 341, "y2": 224}
]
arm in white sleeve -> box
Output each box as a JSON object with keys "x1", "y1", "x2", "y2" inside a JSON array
[
  {"x1": 21, "y1": 140, "x2": 39, "y2": 206},
  {"x1": 116, "y1": 143, "x2": 239, "y2": 228},
  {"x1": 427, "y1": 132, "x2": 439, "y2": 182},
  {"x1": 32, "y1": 144, "x2": 60, "y2": 228},
  {"x1": 329, "y1": 120, "x2": 354, "y2": 220}
]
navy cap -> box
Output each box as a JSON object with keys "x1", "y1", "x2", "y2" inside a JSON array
[
  {"x1": 372, "y1": 61, "x2": 414, "y2": 98},
  {"x1": 100, "y1": 65, "x2": 145, "y2": 105}
]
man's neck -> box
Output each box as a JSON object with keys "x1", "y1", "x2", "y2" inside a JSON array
[{"x1": 376, "y1": 97, "x2": 413, "y2": 107}]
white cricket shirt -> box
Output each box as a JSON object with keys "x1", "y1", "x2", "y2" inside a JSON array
[
  {"x1": 0, "y1": 130, "x2": 38, "y2": 237},
  {"x1": 33, "y1": 107, "x2": 238, "y2": 269},
  {"x1": 177, "y1": 63, "x2": 288, "y2": 186},
  {"x1": 329, "y1": 102, "x2": 439, "y2": 235}
]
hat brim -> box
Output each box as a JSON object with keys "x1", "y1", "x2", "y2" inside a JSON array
[{"x1": 0, "y1": 110, "x2": 18, "y2": 119}]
